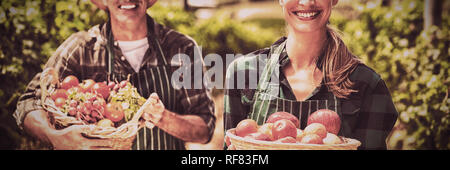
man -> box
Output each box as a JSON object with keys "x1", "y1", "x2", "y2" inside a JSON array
[{"x1": 13, "y1": 0, "x2": 216, "y2": 150}]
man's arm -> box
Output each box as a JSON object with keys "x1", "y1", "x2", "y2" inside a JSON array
[
  {"x1": 156, "y1": 109, "x2": 211, "y2": 144},
  {"x1": 14, "y1": 32, "x2": 85, "y2": 131},
  {"x1": 24, "y1": 110, "x2": 115, "y2": 150},
  {"x1": 143, "y1": 92, "x2": 214, "y2": 144},
  {"x1": 14, "y1": 32, "x2": 115, "y2": 149},
  {"x1": 142, "y1": 37, "x2": 216, "y2": 144},
  {"x1": 23, "y1": 110, "x2": 54, "y2": 144}
]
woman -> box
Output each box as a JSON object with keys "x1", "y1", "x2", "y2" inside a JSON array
[{"x1": 224, "y1": 0, "x2": 398, "y2": 150}]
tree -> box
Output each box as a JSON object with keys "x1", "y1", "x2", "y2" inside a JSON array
[{"x1": 424, "y1": 0, "x2": 443, "y2": 30}]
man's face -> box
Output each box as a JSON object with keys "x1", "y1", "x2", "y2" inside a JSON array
[
  {"x1": 106, "y1": 0, "x2": 149, "y2": 24},
  {"x1": 281, "y1": 0, "x2": 338, "y2": 33}
]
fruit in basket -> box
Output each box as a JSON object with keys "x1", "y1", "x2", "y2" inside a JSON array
[
  {"x1": 300, "y1": 134, "x2": 323, "y2": 144},
  {"x1": 296, "y1": 129, "x2": 306, "y2": 141},
  {"x1": 61, "y1": 75, "x2": 79, "y2": 90},
  {"x1": 244, "y1": 132, "x2": 271, "y2": 141},
  {"x1": 266, "y1": 111, "x2": 300, "y2": 128},
  {"x1": 235, "y1": 119, "x2": 258, "y2": 137},
  {"x1": 54, "y1": 98, "x2": 66, "y2": 108},
  {"x1": 67, "y1": 86, "x2": 82, "y2": 93},
  {"x1": 105, "y1": 102, "x2": 124, "y2": 122},
  {"x1": 68, "y1": 107, "x2": 77, "y2": 116},
  {"x1": 80, "y1": 79, "x2": 96, "y2": 93},
  {"x1": 53, "y1": 75, "x2": 146, "y2": 128},
  {"x1": 304, "y1": 123, "x2": 327, "y2": 139},
  {"x1": 257, "y1": 123, "x2": 274, "y2": 141},
  {"x1": 108, "y1": 82, "x2": 116, "y2": 89},
  {"x1": 109, "y1": 80, "x2": 146, "y2": 121},
  {"x1": 276, "y1": 136, "x2": 297, "y2": 143},
  {"x1": 51, "y1": 89, "x2": 68, "y2": 101},
  {"x1": 119, "y1": 80, "x2": 128, "y2": 88},
  {"x1": 307, "y1": 109, "x2": 341, "y2": 135},
  {"x1": 97, "y1": 119, "x2": 114, "y2": 128},
  {"x1": 93, "y1": 82, "x2": 110, "y2": 99},
  {"x1": 272, "y1": 119, "x2": 297, "y2": 140},
  {"x1": 322, "y1": 133, "x2": 343, "y2": 145}
]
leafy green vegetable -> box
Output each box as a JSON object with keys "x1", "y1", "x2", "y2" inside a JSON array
[{"x1": 108, "y1": 82, "x2": 146, "y2": 122}]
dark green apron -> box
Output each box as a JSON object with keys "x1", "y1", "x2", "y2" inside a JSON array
[
  {"x1": 248, "y1": 41, "x2": 341, "y2": 130},
  {"x1": 106, "y1": 23, "x2": 185, "y2": 150}
]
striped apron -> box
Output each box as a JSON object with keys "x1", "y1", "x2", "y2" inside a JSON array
[
  {"x1": 248, "y1": 41, "x2": 341, "y2": 130},
  {"x1": 107, "y1": 28, "x2": 185, "y2": 150}
]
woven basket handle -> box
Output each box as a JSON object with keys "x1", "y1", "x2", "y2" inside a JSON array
[
  {"x1": 129, "y1": 96, "x2": 155, "y2": 129},
  {"x1": 40, "y1": 68, "x2": 59, "y2": 107}
]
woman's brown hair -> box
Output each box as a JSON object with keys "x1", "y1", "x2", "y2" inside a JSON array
[{"x1": 320, "y1": 25, "x2": 361, "y2": 98}]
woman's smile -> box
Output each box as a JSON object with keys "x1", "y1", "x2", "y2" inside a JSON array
[{"x1": 291, "y1": 9, "x2": 322, "y2": 21}]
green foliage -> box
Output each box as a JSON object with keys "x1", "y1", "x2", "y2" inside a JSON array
[
  {"x1": 0, "y1": 0, "x2": 106, "y2": 149},
  {"x1": 0, "y1": 2, "x2": 280, "y2": 149},
  {"x1": 150, "y1": 4, "x2": 279, "y2": 56},
  {"x1": 188, "y1": 13, "x2": 279, "y2": 56},
  {"x1": 1, "y1": 0, "x2": 447, "y2": 150},
  {"x1": 331, "y1": 0, "x2": 449, "y2": 149}
]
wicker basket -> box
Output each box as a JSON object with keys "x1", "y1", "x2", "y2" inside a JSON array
[
  {"x1": 39, "y1": 68, "x2": 149, "y2": 150},
  {"x1": 226, "y1": 128, "x2": 361, "y2": 150}
]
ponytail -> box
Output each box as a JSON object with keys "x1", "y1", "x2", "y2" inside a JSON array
[{"x1": 320, "y1": 26, "x2": 361, "y2": 98}]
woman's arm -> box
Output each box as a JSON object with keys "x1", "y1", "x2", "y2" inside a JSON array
[{"x1": 355, "y1": 79, "x2": 399, "y2": 150}]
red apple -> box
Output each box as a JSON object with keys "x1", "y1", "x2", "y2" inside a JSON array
[
  {"x1": 307, "y1": 109, "x2": 341, "y2": 135},
  {"x1": 244, "y1": 132, "x2": 271, "y2": 141},
  {"x1": 92, "y1": 82, "x2": 110, "y2": 99},
  {"x1": 296, "y1": 129, "x2": 306, "y2": 142},
  {"x1": 61, "y1": 75, "x2": 79, "y2": 90},
  {"x1": 257, "y1": 123, "x2": 274, "y2": 141},
  {"x1": 300, "y1": 134, "x2": 324, "y2": 144},
  {"x1": 272, "y1": 119, "x2": 297, "y2": 140},
  {"x1": 304, "y1": 123, "x2": 327, "y2": 139},
  {"x1": 80, "y1": 79, "x2": 96, "y2": 93},
  {"x1": 276, "y1": 136, "x2": 297, "y2": 143},
  {"x1": 266, "y1": 112, "x2": 300, "y2": 128},
  {"x1": 235, "y1": 119, "x2": 258, "y2": 137},
  {"x1": 322, "y1": 133, "x2": 343, "y2": 145},
  {"x1": 51, "y1": 89, "x2": 68, "y2": 101}
]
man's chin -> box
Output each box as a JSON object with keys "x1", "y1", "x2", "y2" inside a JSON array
[{"x1": 114, "y1": 14, "x2": 146, "y2": 23}]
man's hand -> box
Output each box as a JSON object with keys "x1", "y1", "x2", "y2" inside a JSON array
[
  {"x1": 24, "y1": 110, "x2": 113, "y2": 150},
  {"x1": 142, "y1": 93, "x2": 165, "y2": 126},
  {"x1": 140, "y1": 93, "x2": 211, "y2": 143},
  {"x1": 48, "y1": 125, "x2": 113, "y2": 150}
]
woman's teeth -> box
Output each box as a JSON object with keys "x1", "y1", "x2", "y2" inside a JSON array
[
  {"x1": 120, "y1": 4, "x2": 137, "y2": 9},
  {"x1": 295, "y1": 11, "x2": 320, "y2": 18}
]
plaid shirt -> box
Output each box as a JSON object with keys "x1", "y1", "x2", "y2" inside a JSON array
[
  {"x1": 224, "y1": 37, "x2": 398, "y2": 150},
  {"x1": 14, "y1": 15, "x2": 215, "y2": 150}
]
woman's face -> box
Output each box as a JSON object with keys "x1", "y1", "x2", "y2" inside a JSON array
[{"x1": 280, "y1": 0, "x2": 338, "y2": 33}]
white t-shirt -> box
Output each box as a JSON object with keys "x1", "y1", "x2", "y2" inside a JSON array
[{"x1": 117, "y1": 38, "x2": 149, "y2": 73}]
